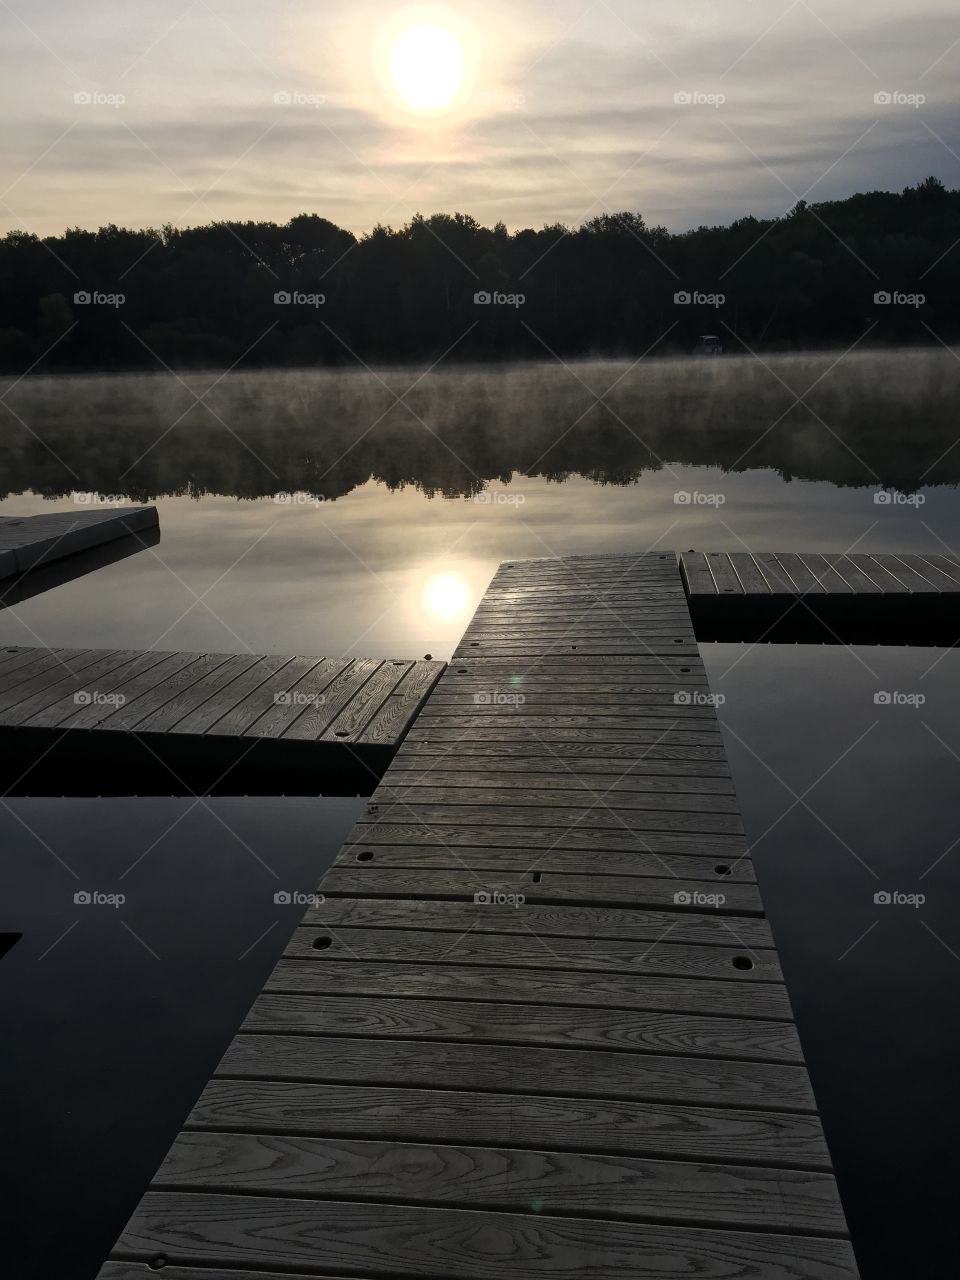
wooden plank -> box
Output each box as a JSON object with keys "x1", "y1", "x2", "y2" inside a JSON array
[
  {"x1": 753, "y1": 553, "x2": 802, "y2": 593},
  {"x1": 105, "y1": 654, "x2": 235, "y2": 730},
  {"x1": 216, "y1": 1034, "x2": 816, "y2": 1110},
  {"x1": 203, "y1": 655, "x2": 323, "y2": 736},
  {"x1": 0, "y1": 647, "x2": 109, "y2": 713},
  {"x1": 894, "y1": 553, "x2": 960, "y2": 591},
  {"x1": 318, "y1": 866, "x2": 762, "y2": 913},
  {"x1": 243, "y1": 658, "x2": 351, "y2": 738},
  {"x1": 772, "y1": 554, "x2": 826, "y2": 593},
  {"x1": 358, "y1": 804, "x2": 743, "y2": 834},
  {"x1": 1, "y1": 649, "x2": 138, "y2": 725},
  {"x1": 0, "y1": 505, "x2": 158, "y2": 574},
  {"x1": 703, "y1": 553, "x2": 745, "y2": 595},
  {"x1": 172, "y1": 654, "x2": 294, "y2": 735},
  {"x1": 284, "y1": 926, "x2": 782, "y2": 982},
  {"x1": 299, "y1": 897, "x2": 770, "y2": 947},
  {"x1": 321, "y1": 660, "x2": 412, "y2": 741},
  {"x1": 345, "y1": 821, "x2": 748, "y2": 856},
  {"x1": 332, "y1": 844, "x2": 754, "y2": 881},
  {"x1": 242, "y1": 993, "x2": 803, "y2": 1061},
  {"x1": 279, "y1": 659, "x2": 384, "y2": 740},
  {"x1": 22, "y1": 650, "x2": 173, "y2": 729},
  {"x1": 375, "y1": 784, "x2": 741, "y2": 813},
  {"x1": 108, "y1": 1194, "x2": 859, "y2": 1277},
  {"x1": 186, "y1": 1080, "x2": 834, "y2": 1167},
  {"x1": 155, "y1": 1131, "x2": 846, "y2": 1232},
  {"x1": 868, "y1": 552, "x2": 936, "y2": 592},
  {"x1": 265, "y1": 956, "x2": 788, "y2": 1019},
  {"x1": 56, "y1": 652, "x2": 202, "y2": 730},
  {"x1": 125, "y1": 654, "x2": 264, "y2": 734},
  {"x1": 357, "y1": 660, "x2": 445, "y2": 745},
  {"x1": 728, "y1": 553, "x2": 771, "y2": 593},
  {"x1": 795, "y1": 555, "x2": 853, "y2": 593}
]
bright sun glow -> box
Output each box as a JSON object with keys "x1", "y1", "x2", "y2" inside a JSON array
[
  {"x1": 389, "y1": 23, "x2": 465, "y2": 111},
  {"x1": 422, "y1": 571, "x2": 471, "y2": 621}
]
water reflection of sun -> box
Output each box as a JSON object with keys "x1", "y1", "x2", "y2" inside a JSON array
[{"x1": 421, "y1": 570, "x2": 471, "y2": 621}]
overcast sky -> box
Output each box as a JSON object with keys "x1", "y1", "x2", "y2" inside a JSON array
[{"x1": 1, "y1": 0, "x2": 958, "y2": 239}]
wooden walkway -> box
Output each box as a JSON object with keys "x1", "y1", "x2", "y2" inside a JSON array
[
  {"x1": 0, "y1": 506, "x2": 158, "y2": 580},
  {"x1": 681, "y1": 549, "x2": 960, "y2": 644},
  {"x1": 0, "y1": 647, "x2": 443, "y2": 793},
  {"x1": 98, "y1": 554, "x2": 860, "y2": 1279}
]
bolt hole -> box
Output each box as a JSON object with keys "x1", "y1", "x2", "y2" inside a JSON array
[
  {"x1": 470, "y1": 642, "x2": 479, "y2": 646},
  {"x1": 149, "y1": 1258, "x2": 167, "y2": 1272},
  {"x1": 715, "y1": 864, "x2": 731, "y2": 876},
  {"x1": 313, "y1": 935, "x2": 333, "y2": 951},
  {"x1": 732, "y1": 955, "x2": 754, "y2": 971},
  {"x1": 457, "y1": 667, "x2": 467, "y2": 674},
  {"x1": 357, "y1": 851, "x2": 374, "y2": 862},
  {"x1": 532, "y1": 871, "x2": 542, "y2": 884},
  {"x1": 334, "y1": 729, "x2": 349, "y2": 737},
  {"x1": 674, "y1": 638, "x2": 683, "y2": 643},
  {"x1": 680, "y1": 667, "x2": 691, "y2": 672}
]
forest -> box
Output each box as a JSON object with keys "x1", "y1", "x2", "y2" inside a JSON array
[{"x1": 0, "y1": 176, "x2": 955, "y2": 371}]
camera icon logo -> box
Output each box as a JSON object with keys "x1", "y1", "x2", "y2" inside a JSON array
[
  {"x1": 674, "y1": 91, "x2": 692, "y2": 105},
  {"x1": 74, "y1": 90, "x2": 92, "y2": 105},
  {"x1": 673, "y1": 890, "x2": 692, "y2": 905},
  {"x1": 473, "y1": 691, "x2": 491, "y2": 705},
  {"x1": 673, "y1": 490, "x2": 691, "y2": 504},
  {"x1": 73, "y1": 290, "x2": 91, "y2": 305},
  {"x1": 874, "y1": 691, "x2": 892, "y2": 704},
  {"x1": 473, "y1": 890, "x2": 491, "y2": 904},
  {"x1": 273, "y1": 90, "x2": 292, "y2": 105},
  {"x1": 874, "y1": 290, "x2": 891, "y2": 305},
  {"x1": 273, "y1": 890, "x2": 292, "y2": 904},
  {"x1": 874, "y1": 890, "x2": 891, "y2": 904},
  {"x1": 74, "y1": 890, "x2": 92, "y2": 904},
  {"x1": 473, "y1": 290, "x2": 491, "y2": 305},
  {"x1": 673, "y1": 290, "x2": 691, "y2": 305},
  {"x1": 274, "y1": 290, "x2": 291, "y2": 304},
  {"x1": 874, "y1": 91, "x2": 892, "y2": 105},
  {"x1": 673, "y1": 691, "x2": 692, "y2": 705},
  {"x1": 73, "y1": 690, "x2": 92, "y2": 705}
]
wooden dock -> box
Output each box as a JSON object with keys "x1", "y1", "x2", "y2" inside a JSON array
[
  {"x1": 0, "y1": 647, "x2": 444, "y2": 793},
  {"x1": 682, "y1": 549, "x2": 960, "y2": 644},
  {"x1": 0, "y1": 505, "x2": 158, "y2": 582},
  {"x1": 97, "y1": 553, "x2": 860, "y2": 1279}
]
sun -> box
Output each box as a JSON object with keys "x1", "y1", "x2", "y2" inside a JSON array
[{"x1": 389, "y1": 23, "x2": 465, "y2": 111}]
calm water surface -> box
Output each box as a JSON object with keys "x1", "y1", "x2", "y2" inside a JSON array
[{"x1": 2, "y1": 353, "x2": 959, "y2": 1278}]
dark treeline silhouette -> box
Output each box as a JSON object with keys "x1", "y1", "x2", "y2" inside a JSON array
[{"x1": 0, "y1": 177, "x2": 956, "y2": 372}]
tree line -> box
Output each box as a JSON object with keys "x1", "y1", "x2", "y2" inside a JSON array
[{"x1": 0, "y1": 176, "x2": 956, "y2": 372}]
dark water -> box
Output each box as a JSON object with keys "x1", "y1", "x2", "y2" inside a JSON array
[{"x1": 2, "y1": 352, "x2": 960, "y2": 1279}]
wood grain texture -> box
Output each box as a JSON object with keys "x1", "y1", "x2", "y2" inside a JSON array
[
  {"x1": 155, "y1": 1132, "x2": 846, "y2": 1232},
  {"x1": 108, "y1": 1193, "x2": 859, "y2": 1278},
  {"x1": 186, "y1": 1080, "x2": 834, "y2": 1167}
]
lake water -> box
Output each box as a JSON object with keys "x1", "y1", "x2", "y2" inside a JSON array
[{"x1": 2, "y1": 350, "x2": 959, "y2": 1279}]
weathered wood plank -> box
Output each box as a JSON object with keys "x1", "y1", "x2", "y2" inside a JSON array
[
  {"x1": 265, "y1": 955, "x2": 786, "y2": 1018},
  {"x1": 155, "y1": 1132, "x2": 846, "y2": 1232},
  {"x1": 186, "y1": 1080, "x2": 834, "y2": 1167},
  {"x1": 108, "y1": 1193, "x2": 859, "y2": 1277},
  {"x1": 243, "y1": 993, "x2": 803, "y2": 1061},
  {"x1": 217, "y1": 1034, "x2": 816, "y2": 1110},
  {"x1": 284, "y1": 926, "x2": 782, "y2": 982}
]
